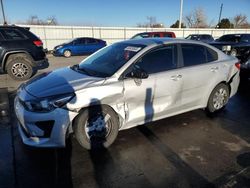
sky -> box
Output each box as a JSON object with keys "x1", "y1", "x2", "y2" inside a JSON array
[{"x1": 3, "y1": 0, "x2": 250, "y2": 27}]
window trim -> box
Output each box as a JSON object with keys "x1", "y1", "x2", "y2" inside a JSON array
[
  {"x1": 0, "y1": 28, "x2": 27, "y2": 40},
  {"x1": 120, "y1": 44, "x2": 180, "y2": 79},
  {"x1": 179, "y1": 43, "x2": 218, "y2": 68}
]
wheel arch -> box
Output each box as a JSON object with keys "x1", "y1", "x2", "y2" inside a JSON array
[
  {"x1": 2, "y1": 51, "x2": 34, "y2": 71},
  {"x1": 204, "y1": 81, "x2": 231, "y2": 107},
  {"x1": 71, "y1": 103, "x2": 123, "y2": 133}
]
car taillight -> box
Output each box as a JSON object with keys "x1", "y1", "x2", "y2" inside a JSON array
[
  {"x1": 33, "y1": 40, "x2": 43, "y2": 47},
  {"x1": 235, "y1": 62, "x2": 241, "y2": 70}
]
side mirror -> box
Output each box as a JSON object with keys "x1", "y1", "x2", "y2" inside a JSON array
[{"x1": 126, "y1": 66, "x2": 148, "y2": 79}]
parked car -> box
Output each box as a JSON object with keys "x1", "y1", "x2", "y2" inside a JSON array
[
  {"x1": 209, "y1": 34, "x2": 250, "y2": 79},
  {"x1": 53, "y1": 37, "x2": 107, "y2": 57},
  {"x1": 15, "y1": 38, "x2": 240, "y2": 149},
  {"x1": 131, "y1": 31, "x2": 176, "y2": 39},
  {"x1": 185, "y1": 34, "x2": 214, "y2": 43},
  {"x1": 0, "y1": 25, "x2": 48, "y2": 81}
]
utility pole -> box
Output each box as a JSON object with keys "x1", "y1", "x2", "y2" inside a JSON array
[
  {"x1": 0, "y1": 0, "x2": 6, "y2": 25},
  {"x1": 217, "y1": 3, "x2": 223, "y2": 28},
  {"x1": 178, "y1": 0, "x2": 183, "y2": 28}
]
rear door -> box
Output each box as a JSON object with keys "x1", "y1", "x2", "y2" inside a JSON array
[
  {"x1": 85, "y1": 38, "x2": 101, "y2": 53},
  {"x1": 177, "y1": 43, "x2": 221, "y2": 109},
  {"x1": 123, "y1": 44, "x2": 183, "y2": 126}
]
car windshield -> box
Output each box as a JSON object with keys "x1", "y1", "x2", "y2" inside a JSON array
[
  {"x1": 217, "y1": 35, "x2": 241, "y2": 42},
  {"x1": 77, "y1": 43, "x2": 146, "y2": 77},
  {"x1": 131, "y1": 33, "x2": 149, "y2": 39}
]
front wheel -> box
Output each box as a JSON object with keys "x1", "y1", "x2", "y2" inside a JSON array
[
  {"x1": 206, "y1": 83, "x2": 229, "y2": 113},
  {"x1": 6, "y1": 55, "x2": 34, "y2": 81},
  {"x1": 63, "y1": 50, "x2": 71, "y2": 58},
  {"x1": 74, "y1": 106, "x2": 119, "y2": 150}
]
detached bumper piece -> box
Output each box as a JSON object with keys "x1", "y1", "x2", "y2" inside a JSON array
[{"x1": 34, "y1": 58, "x2": 49, "y2": 69}]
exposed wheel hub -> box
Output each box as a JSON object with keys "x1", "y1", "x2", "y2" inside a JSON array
[
  {"x1": 213, "y1": 88, "x2": 228, "y2": 109},
  {"x1": 12, "y1": 63, "x2": 29, "y2": 78},
  {"x1": 85, "y1": 114, "x2": 111, "y2": 139}
]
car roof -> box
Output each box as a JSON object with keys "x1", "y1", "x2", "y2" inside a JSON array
[
  {"x1": 138, "y1": 31, "x2": 175, "y2": 35},
  {"x1": 189, "y1": 34, "x2": 211, "y2": 36},
  {"x1": 119, "y1": 38, "x2": 204, "y2": 46},
  {"x1": 221, "y1": 33, "x2": 250, "y2": 36}
]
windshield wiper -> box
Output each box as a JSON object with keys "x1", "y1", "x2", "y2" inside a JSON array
[{"x1": 71, "y1": 64, "x2": 92, "y2": 76}]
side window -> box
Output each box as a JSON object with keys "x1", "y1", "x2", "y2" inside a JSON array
[
  {"x1": 164, "y1": 33, "x2": 172, "y2": 37},
  {"x1": 136, "y1": 45, "x2": 177, "y2": 74},
  {"x1": 0, "y1": 29, "x2": 26, "y2": 40},
  {"x1": 241, "y1": 35, "x2": 250, "y2": 42},
  {"x1": 73, "y1": 39, "x2": 82, "y2": 45},
  {"x1": 182, "y1": 44, "x2": 206, "y2": 67},
  {"x1": 206, "y1": 47, "x2": 218, "y2": 62},
  {"x1": 86, "y1": 38, "x2": 97, "y2": 44},
  {"x1": 152, "y1": 34, "x2": 160, "y2": 37}
]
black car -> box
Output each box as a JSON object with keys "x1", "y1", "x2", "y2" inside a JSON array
[
  {"x1": 209, "y1": 34, "x2": 250, "y2": 79},
  {"x1": 209, "y1": 34, "x2": 250, "y2": 61},
  {"x1": 185, "y1": 34, "x2": 214, "y2": 43},
  {"x1": 0, "y1": 25, "x2": 49, "y2": 81}
]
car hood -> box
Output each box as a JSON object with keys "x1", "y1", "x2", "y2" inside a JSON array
[{"x1": 24, "y1": 67, "x2": 105, "y2": 98}]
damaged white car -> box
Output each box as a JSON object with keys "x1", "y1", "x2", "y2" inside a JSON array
[{"x1": 14, "y1": 38, "x2": 240, "y2": 149}]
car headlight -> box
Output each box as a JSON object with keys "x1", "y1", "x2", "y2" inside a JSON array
[
  {"x1": 24, "y1": 93, "x2": 75, "y2": 112},
  {"x1": 55, "y1": 45, "x2": 63, "y2": 50},
  {"x1": 222, "y1": 45, "x2": 231, "y2": 52}
]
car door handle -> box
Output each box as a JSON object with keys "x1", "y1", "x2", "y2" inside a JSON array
[
  {"x1": 171, "y1": 74, "x2": 182, "y2": 81},
  {"x1": 211, "y1": 67, "x2": 219, "y2": 72}
]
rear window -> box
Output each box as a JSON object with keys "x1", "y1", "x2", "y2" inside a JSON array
[
  {"x1": 206, "y1": 47, "x2": 218, "y2": 62},
  {"x1": 0, "y1": 29, "x2": 26, "y2": 40},
  {"x1": 181, "y1": 44, "x2": 218, "y2": 67},
  {"x1": 182, "y1": 44, "x2": 206, "y2": 66}
]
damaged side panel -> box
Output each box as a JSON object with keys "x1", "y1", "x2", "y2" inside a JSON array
[{"x1": 66, "y1": 80, "x2": 126, "y2": 129}]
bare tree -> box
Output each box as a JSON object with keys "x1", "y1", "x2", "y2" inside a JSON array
[
  {"x1": 26, "y1": 15, "x2": 44, "y2": 25},
  {"x1": 233, "y1": 14, "x2": 248, "y2": 28},
  {"x1": 185, "y1": 8, "x2": 208, "y2": 28},
  {"x1": 46, "y1": 16, "x2": 58, "y2": 25},
  {"x1": 23, "y1": 15, "x2": 58, "y2": 25}
]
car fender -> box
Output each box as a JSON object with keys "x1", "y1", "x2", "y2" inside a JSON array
[
  {"x1": 2, "y1": 50, "x2": 35, "y2": 71},
  {"x1": 66, "y1": 82, "x2": 126, "y2": 129}
]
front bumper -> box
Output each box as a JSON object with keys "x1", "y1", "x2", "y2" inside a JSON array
[
  {"x1": 14, "y1": 97, "x2": 78, "y2": 148},
  {"x1": 34, "y1": 58, "x2": 49, "y2": 70},
  {"x1": 52, "y1": 49, "x2": 63, "y2": 56}
]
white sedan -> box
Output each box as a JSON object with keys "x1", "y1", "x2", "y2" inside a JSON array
[{"x1": 15, "y1": 38, "x2": 240, "y2": 149}]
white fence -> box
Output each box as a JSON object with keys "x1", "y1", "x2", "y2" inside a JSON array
[{"x1": 19, "y1": 25, "x2": 250, "y2": 50}]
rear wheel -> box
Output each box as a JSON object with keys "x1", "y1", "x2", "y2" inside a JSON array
[
  {"x1": 74, "y1": 106, "x2": 119, "y2": 150},
  {"x1": 230, "y1": 49, "x2": 237, "y2": 57},
  {"x1": 6, "y1": 54, "x2": 34, "y2": 81},
  {"x1": 206, "y1": 83, "x2": 229, "y2": 113},
  {"x1": 63, "y1": 50, "x2": 71, "y2": 58}
]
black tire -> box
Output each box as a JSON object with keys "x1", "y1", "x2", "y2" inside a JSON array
[
  {"x1": 206, "y1": 83, "x2": 229, "y2": 113},
  {"x1": 63, "y1": 50, "x2": 71, "y2": 58},
  {"x1": 6, "y1": 54, "x2": 34, "y2": 81},
  {"x1": 74, "y1": 105, "x2": 119, "y2": 150}
]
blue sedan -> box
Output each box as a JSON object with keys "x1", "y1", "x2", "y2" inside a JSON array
[{"x1": 53, "y1": 37, "x2": 107, "y2": 57}]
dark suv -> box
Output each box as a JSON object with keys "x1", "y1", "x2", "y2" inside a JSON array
[
  {"x1": 185, "y1": 34, "x2": 214, "y2": 43},
  {"x1": 0, "y1": 26, "x2": 49, "y2": 81},
  {"x1": 209, "y1": 34, "x2": 250, "y2": 79}
]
